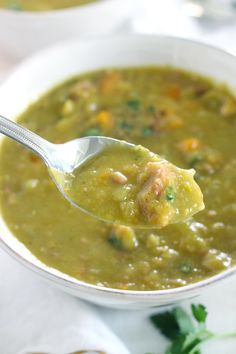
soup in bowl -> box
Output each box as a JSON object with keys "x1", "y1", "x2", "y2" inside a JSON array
[{"x1": 0, "y1": 35, "x2": 236, "y2": 308}]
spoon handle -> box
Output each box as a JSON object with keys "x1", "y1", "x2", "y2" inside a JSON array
[{"x1": 0, "y1": 115, "x2": 54, "y2": 164}]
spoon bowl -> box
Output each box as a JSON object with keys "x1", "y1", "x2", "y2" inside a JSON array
[
  {"x1": 47, "y1": 136, "x2": 134, "y2": 214},
  {"x1": 0, "y1": 114, "x2": 134, "y2": 217},
  {"x1": 48, "y1": 135, "x2": 134, "y2": 174}
]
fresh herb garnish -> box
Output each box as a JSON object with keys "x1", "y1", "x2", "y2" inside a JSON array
[
  {"x1": 166, "y1": 187, "x2": 176, "y2": 201},
  {"x1": 191, "y1": 304, "x2": 207, "y2": 323},
  {"x1": 127, "y1": 99, "x2": 140, "y2": 111},
  {"x1": 188, "y1": 154, "x2": 203, "y2": 168},
  {"x1": 82, "y1": 127, "x2": 102, "y2": 136},
  {"x1": 142, "y1": 127, "x2": 153, "y2": 137},
  {"x1": 149, "y1": 304, "x2": 236, "y2": 354},
  {"x1": 107, "y1": 232, "x2": 123, "y2": 250},
  {"x1": 180, "y1": 262, "x2": 193, "y2": 274},
  {"x1": 119, "y1": 121, "x2": 133, "y2": 130}
]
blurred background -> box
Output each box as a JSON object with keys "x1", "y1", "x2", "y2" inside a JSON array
[
  {"x1": 1, "y1": 0, "x2": 236, "y2": 78},
  {"x1": 133, "y1": 0, "x2": 236, "y2": 51}
]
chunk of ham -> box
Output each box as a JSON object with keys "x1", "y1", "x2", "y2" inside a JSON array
[{"x1": 137, "y1": 162, "x2": 174, "y2": 226}]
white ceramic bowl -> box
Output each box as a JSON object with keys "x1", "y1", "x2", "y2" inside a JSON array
[
  {"x1": 0, "y1": 0, "x2": 136, "y2": 58},
  {"x1": 0, "y1": 35, "x2": 236, "y2": 309}
]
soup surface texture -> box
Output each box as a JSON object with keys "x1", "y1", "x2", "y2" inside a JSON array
[
  {"x1": 64, "y1": 143, "x2": 204, "y2": 227},
  {"x1": 1, "y1": 67, "x2": 236, "y2": 291},
  {"x1": 0, "y1": 0, "x2": 96, "y2": 11}
]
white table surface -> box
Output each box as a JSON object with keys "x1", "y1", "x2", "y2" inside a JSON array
[{"x1": 1, "y1": 1, "x2": 236, "y2": 353}]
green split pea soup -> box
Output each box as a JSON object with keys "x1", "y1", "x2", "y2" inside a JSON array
[{"x1": 1, "y1": 67, "x2": 236, "y2": 291}]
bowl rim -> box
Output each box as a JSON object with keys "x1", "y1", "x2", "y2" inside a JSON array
[
  {"x1": 0, "y1": 0, "x2": 111, "y2": 16},
  {"x1": 1, "y1": 33, "x2": 236, "y2": 300}
]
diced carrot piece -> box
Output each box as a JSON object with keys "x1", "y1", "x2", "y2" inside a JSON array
[
  {"x1": 29, "y1": 154, "x2": 40, "y2": 163},
  {"x1": 178, "y1": 138, "x2": 201, "y2": 152},
  {"x1": 164, "y1": 85, "x2": 181, "y2": 100},
  {"x1": 96, "y1": 111, "x2": 113, "y2": 129}
]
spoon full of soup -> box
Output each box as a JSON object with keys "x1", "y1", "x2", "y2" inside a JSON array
[{"x1": 0, "y1": 114, "x2": 204, "y2": 228}]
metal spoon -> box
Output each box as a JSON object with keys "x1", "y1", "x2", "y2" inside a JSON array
[{"x1": 0, "y1": 114, "x2": 133, "y2": 218}]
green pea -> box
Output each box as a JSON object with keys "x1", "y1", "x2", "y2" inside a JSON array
[
  {"x1": 180, "y1": 263, "x2": 193, "y2": 274},
  {"x1": 108, "y1": 233, "x2": 123, "y2": 250},
  {"x1": 188, "y1": 154, "x2": 203, "y2": 168},
  {"x1": 127, "y1": 99, "x2": 140, "y2": 111},
  {"x1": 142, "y1": 127, "x2": 153, "y2": 137},
  {"x1": 82, "y1": 127, "x2": 102, "y2": 136},
  {"x1": 119, "y1": 121, "x2": 133, "y2": 130}
]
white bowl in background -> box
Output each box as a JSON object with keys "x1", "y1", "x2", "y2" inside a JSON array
[
  {"x1": 0, "y1": 0, "x2": 136, "y2": 58},
  {"x1": 0, "y1": 35, "x2": 236, "y2": 309}
]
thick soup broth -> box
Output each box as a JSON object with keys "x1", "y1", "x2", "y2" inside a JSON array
[{"x1": 1, "y1": 67, "x2": 236, "y2": 291}]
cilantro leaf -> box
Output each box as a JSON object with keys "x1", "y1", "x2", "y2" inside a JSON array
[
  {"x1": 166, "y1": 186, "x2": 176, "y2": 201},
  {"x1": 149, "y1": 303, "x2": 236, "y2": 354},
  {"x1": 107, "y1": 232, "x2": 123, "y2": 250},
  {"x1": 150, "y1": 307, "x2": 194, "y2": 342},
  {"x1": 150, "y1": 311, "x2": 180, "y2": 340},
  {"x1": 127, "y1": 99, "x2": 140, "y2": 111},
  {"x1": 191, "y1": 304, "x2": 207, "y2": 323},
  {"x1": 183, "y1": 330, "x2": 212, "y2": 353},
  {"x1": 166, "y1": 334, "x2": 186, "y2": 354},
  {"x1": 173, "y1": 307, "x2": 194, "y2": 335},
  {"x1": 82, "y1": 127, "x2": 102, "y2": 136}
]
